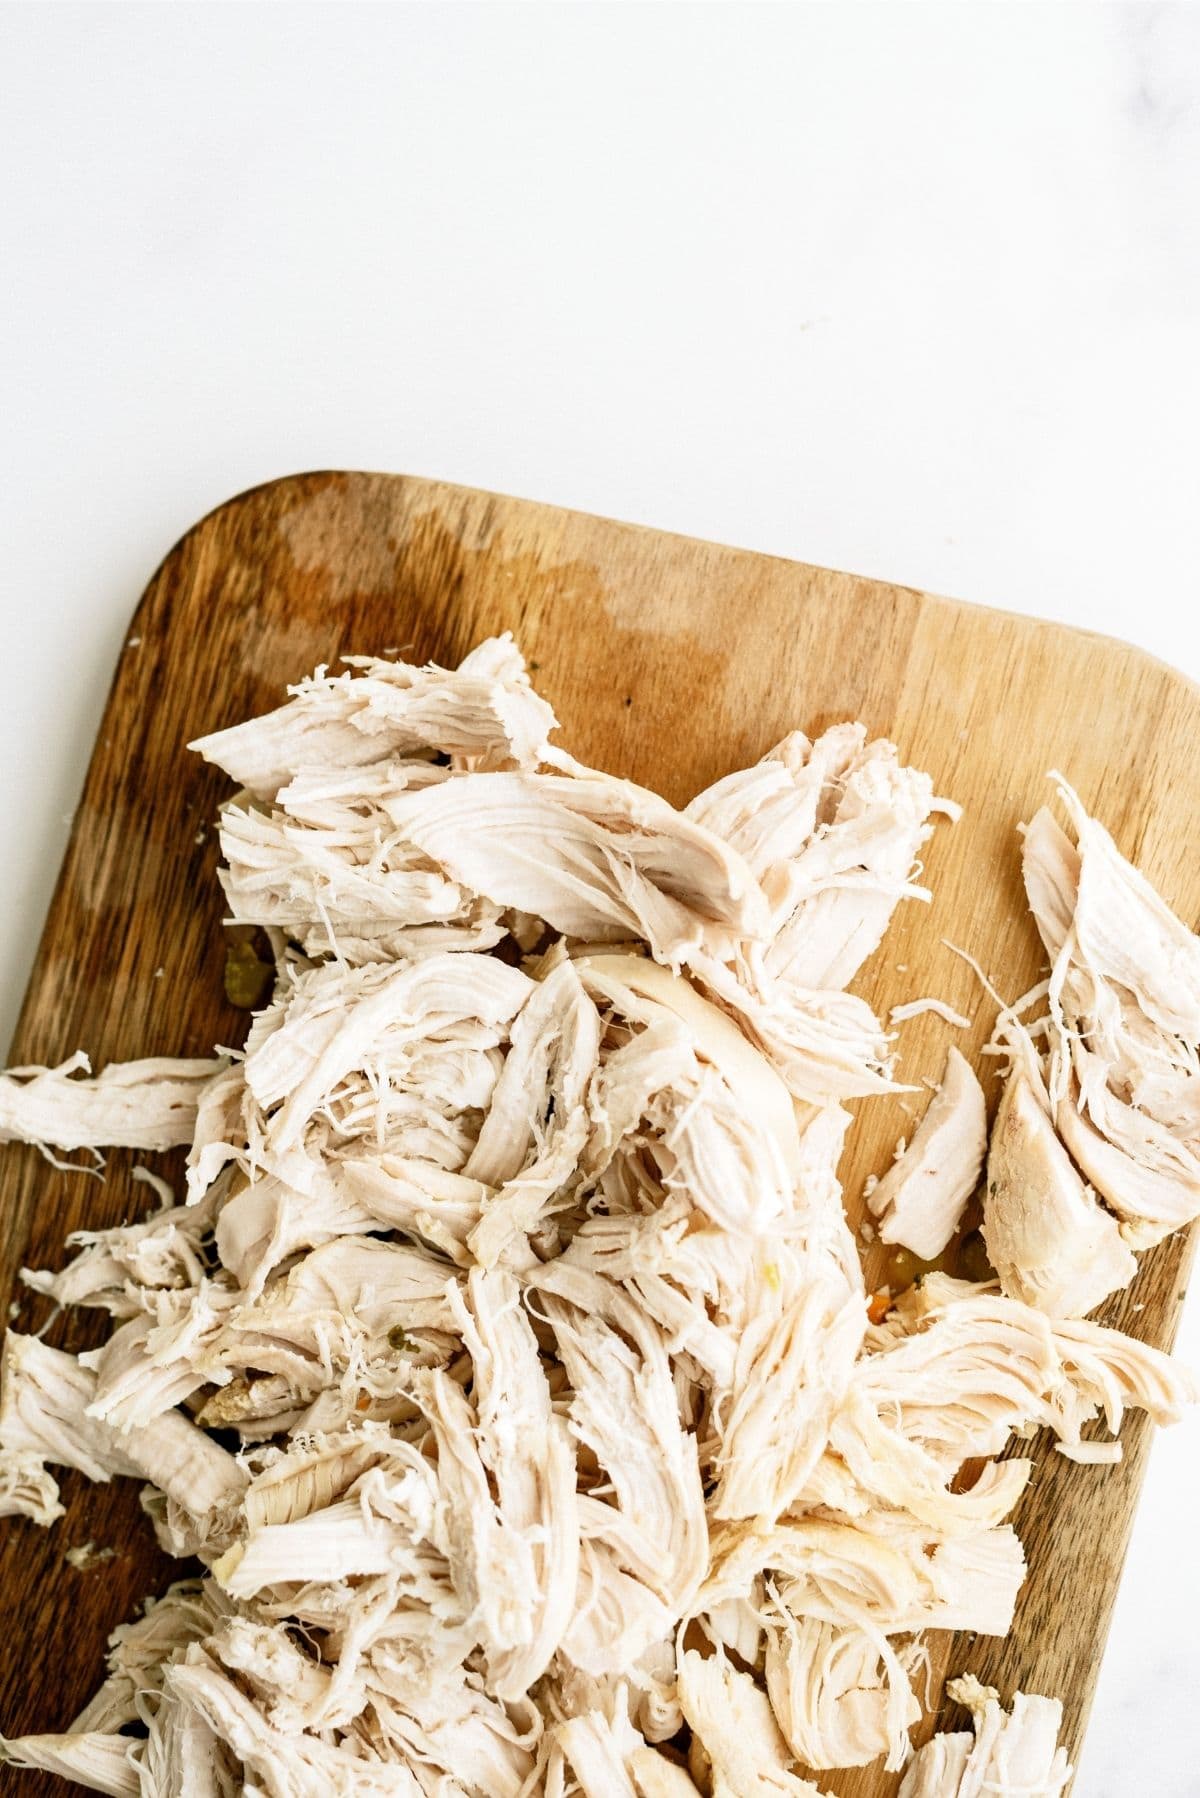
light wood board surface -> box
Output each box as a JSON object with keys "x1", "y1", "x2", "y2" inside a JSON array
[{"x1": 2, "y1": 471, "x2": 1197, "y2": 1794}]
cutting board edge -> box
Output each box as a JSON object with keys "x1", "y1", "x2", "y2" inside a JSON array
[{"x1": 137, "y1": 468, "x2": 1200, "y2": 710}]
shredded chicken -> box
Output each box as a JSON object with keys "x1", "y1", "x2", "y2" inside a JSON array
[
  {"x1": 0, "y1": 1053, "x2": 225, "y2": 1156},
  {"x1": 898, "y1": 1674, "x2": 1071, "y2": 1797},
  {"x1": 867, "y1": 1047, "x2": 986, "y2": 1259},
  {"x1": 889, "y1": 998, "x2": 971, "y2": 1030},
  {"x1": 984, "y1": 777, "x2": 1200, "y2": 1320},
  {"x1": 0, "y1": 639, "x2": 1194, "y2": 1795}
]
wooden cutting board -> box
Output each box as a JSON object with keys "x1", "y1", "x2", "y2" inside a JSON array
[{"x1": 2, "y1": 472, "x2": 1197, "y2": 1795}]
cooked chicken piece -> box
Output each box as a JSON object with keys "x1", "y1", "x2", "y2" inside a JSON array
[
  {"x1": 1027, "y1": 781, "x2": 1200, "y2": 1043},
  {"x1": 70, "y1": 1578, "x2": 230, "y2": 1735},
  {"x1": 216, "y1": 774, "x2": 473, "y2": 939},
  {"x1": 764, "y1": 1612, "x2": 921, "y2": 1773},
  {"x1": 708, "y1": 1516, "x2": 1018, "y2": 1777},
  {"x1": 753, "y1": 747, "x2": 935, "y2": 992},
  {"x1": 701, "y1": 1587, "x2": 767, "y2": 1667},
  {"x1": 215, "y1": 1470, "x2": 443, "y2": 1601},
  {"x1": 551, "y1": 1703, "x2": 702, "y2": 1798},
  {"x1": 166, "y1": 1649, "x2": 428, "y2": 1796},
  {"x1": 339, "y1": 1157, "x2": 489, "y2": 1267},
  {"x1": 1053, "y1": 1060, "x2": 1200, "y2": 1248},
  {"x1": 684, "y1": 725, "x2": 867, "y2": 886},
  {"x1": 576, "y1": 954, "x2": 806, "y2": 1237},
  {"x1": 80, "y1": 1234, "x2": 460, "y2": 1435},
  {"x1": 22, "y1": 1182, "x2": 221, "y2": 1320},
  {"x1": 366, "y1": 1679, "x2": 538, "y2": 1798},
  {"x1": 0, "y1": 1448, "x2": 63, "y2": 1528},
  {"x1": 1012, "y1": 777, "x2": 1200, "y2": 1263},
  {"x1": 629, "y1": 1748, "x2": 704, "y2": 1798},
  {"x1": 213, "y1": 1166, "x2": 375, "y2": 1295},
  {"x1": 297, "y1": 915, "x2": 511, "y2": 966},
  {"x1": 827, "y1": 1382, "x2": 1033, "y2": 1538},
  {"x1": 711, "y1": 1245, "x2": 865, "y2": 1520},
  {"x1": 688, "y1": 725, "x2": 935, "y2": 987},
  {"x1": 1048, "y1": 1312, "x2": 1199, "y2": 1438},
  {"x1": 466, "y1": 956, "x2": 601, "y2": 1266},
  {"x1": 564, "y1": 1122, "x2": 859, "y2": 1473},
  {"x1": 707, "y1": 1514, "x2": 902, "y2": 1630},
  {"x1": 889, "y1": 998, "x2": 971, "y2": 1028},
  {"x1": 0, "y1": 1052, "x2": 225, "y2": 1154},
  {"x1": 0, "y1": 1334, "x2": 243, "y2": 1534},
  {"x1": 384, "y1": 768, "x2": 768, "y2": 965},
  {"x1": 186, "y1": 1063, "x2": 248, "y2": 1202},
  {"x1": 842, "y1": 1279, "x2": 1061, "y2": 1468},
  {"x1": 867, "y1": 1048, "x2": 986, "y2": 1259},
  {"x1": 677, "y1": 1649, "x2": 833, "y2": 1797},
  {"x1": 683, "y1": 727, "x2": 940, "y2": 1104},
  {"x1": 135, "y1": 1681, "x2": 243, "y2": 1798},
  {"x1": 983, "y1": 1066, "x2": 1137, "y2": 1316},
  {"x1": 910, "y1": 1525, "x2": 1029, "y2": 1636},
  {"x1": 552, "y1": 1708, "x2": 643, "y2": 1798},
  {"x1": 705, "y1": 1508, "x2": 1025, "y2": 1649},
  {"x1": 408, "y1": 1364, "x2": 547, "y2": 1671},
  {"x1": 0, "y1": 1730, "x2": 138, "y2": 1795},
  {"x1": 300, "y1": 1577, "x2": 476, "y2": 1728},
  {"x1": 879, "y1": 1272, "x2": 1197, "y2": 1452},
  {"x1": 689, "y1": 953, "x2": 900, "y2": 1104},
  {"x1": 560, "y1": 1537, "x2": 676, "y2": 1676},
  {"x1": 190, "y1": 632, "x2": 557, "y2": 798},
  {"x1": 533, "y1": 1266, "x2": 707, "y2": 1627},
  {"x1": 1021, "y1": 805, "x2": 1079, "y2": 963},
  {"x1": 628, "y1": 1638, "x2": 686, "y2": 1746},
  {"x1": 84, "y1": 1297, "x2": 228, "y2": 1431},
  {"x1": 1056, "y1": 1438, "x2": 1122, "y2": 1465},
  {"x1": 448, "y1": 1267, "x2": 578, "y2": 1696},
  {"x1": 580, "y1": 952, "x2": 802, "y2": 1170},
  {"x1": 209, "y1": 1614, "x2": 333, "y2": 1729},
  {"x1": 241, "y1": 952, "x2": 531, "y2": 1163},
  {"x1": 898, "y1": 1676, "x2": 1071, "y2": 1798},
  {"x1": 240, "y1": 1427, "x2": 397, "y2": 1531}
]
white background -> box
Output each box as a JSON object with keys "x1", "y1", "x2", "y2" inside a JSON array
[{"x1": 1, "y1": 5, "x2": 1198, "y2": 1792}]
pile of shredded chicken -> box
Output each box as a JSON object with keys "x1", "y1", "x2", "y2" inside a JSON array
[{"x1": 0, "y1": 636, "x2": 1194, "y2": 1797}]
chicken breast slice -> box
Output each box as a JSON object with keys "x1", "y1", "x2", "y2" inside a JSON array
[
  {"x1": 1053, "y1": 1065, "x2": 1200, "y2": 1248},
  {"x1": 983, "y1": 1066, "x2": 1137, "y2": 1317},
  {"x1": 867, "y1": 1047, "x2": 987, "y2": 1260}
]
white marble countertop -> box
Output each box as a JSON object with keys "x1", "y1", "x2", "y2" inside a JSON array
[{"x1": 1, "y1": 6, "x2": 1197, "y2": 1791}]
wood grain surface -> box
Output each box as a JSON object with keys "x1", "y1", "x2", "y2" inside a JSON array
[{"x1": 1, "y1": 471, "x2": 1197, "y2": 1794}]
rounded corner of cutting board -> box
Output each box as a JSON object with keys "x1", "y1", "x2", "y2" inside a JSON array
[
  {"x1": 130, "y1": 470, "x2": 396, "y2": 608},
  {"x1": 917, "y1": 578, "x2": 1200, "y2": 708}
]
